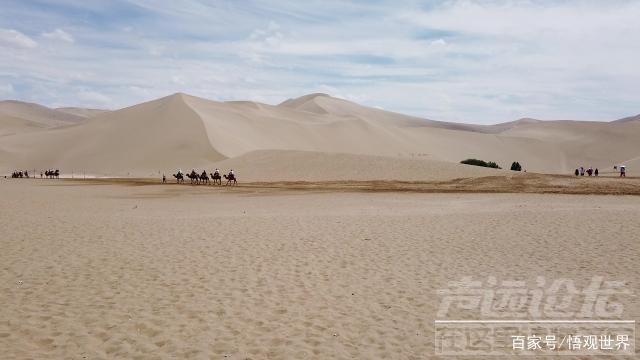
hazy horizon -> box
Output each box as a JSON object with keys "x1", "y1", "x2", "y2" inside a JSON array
[{"x1": 0, "y1": 91, "x2": 640, "y2": 126}]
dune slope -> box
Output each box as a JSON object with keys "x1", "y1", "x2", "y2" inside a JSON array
[
  {"x1": 0, "y1": 94, "x2": 224, "y2": 176},
  {"x1": 0, "y1": 92, "x2": 638, "y2": 178}
]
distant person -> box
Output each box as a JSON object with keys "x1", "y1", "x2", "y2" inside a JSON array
[
  {"x1": 40, "y1": 172, "x2": 43, "y2": 178},
  {"x1": 587, "y1": 167, "x2": 593, "y2": 176},
  {"x1": 620, "y1": 166, "x2": 626, "y2": 177},
  {"x1": 595, "y1": 168, "x2": 599, "y2": 176},
  {"x1": 574, "y1": 169, "x2": 579, "y2": 176},
  {"x1": 162, "y1": 174, "x2": 166, "y2": 183},
  {"x1": 579, "y1": 166, "x2": 585, "y2": 176}
]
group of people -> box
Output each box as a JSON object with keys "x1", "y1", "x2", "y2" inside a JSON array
[
  {"x1": 574, "y1": 165, "x2": 627, "y2": 177},
  {"x1": 574, "y1": 166, "x2": 598, "y2": 177}
]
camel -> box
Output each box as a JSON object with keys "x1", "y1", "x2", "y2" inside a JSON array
[
  {"x1": 223, "y1": 173, "x2": 237, "y2": 186},
  {"x1": 211, "y1": 172, "x2": 222, "y2": 185},
  {"x1": 186, "y1": 171, "x2": 199, "y2": 184},
  {"x1": 173, "y1": 173, "x2": 184, "y2": 183},
  {"x1": 199, "y1": 171, "x2": 210, "y2": 185}
]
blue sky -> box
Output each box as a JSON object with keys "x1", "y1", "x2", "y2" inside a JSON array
[{"x1": 1, "y1": 0, "x2": 639, "y2": 124}]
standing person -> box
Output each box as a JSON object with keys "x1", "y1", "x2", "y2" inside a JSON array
[
  {"x1": 574, "y1": 169, "x2": 579, "y2": 176},
  {"x1": 595, "y1": 168, "x2": 599, "y2": 176},
  {"x1": 620, "y1": 166, "x2": 626, "y2": 177},
  {"x1": 162, "y1": 174, "x2": 166, "y2": 183},
  {"x1": 579, "y1": 166, "x2": 584, "y2": 176}
]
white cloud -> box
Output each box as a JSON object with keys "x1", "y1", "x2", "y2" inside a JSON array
[
  {"x1": 0, "y1": 83, "x2": 14, "y2": 96},
  {"x1": 42, "y1": 28, "x2": 74, "y2": 43},
  {"x1": 76, "y1": 90, "x2": 111, "y2": 105},
  {"x1": 430, "y1": 38, "x2": 446, "y2": 47},
  {"x1": 171, "y1": 75, "x2": 186, "y2": 85},
  {"x1": 0, "y1": 28, "x2": 37, "y2": 48}
]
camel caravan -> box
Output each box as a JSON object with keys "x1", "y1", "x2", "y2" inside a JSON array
[
  {"x1": 44, "y1": 169, "x2": 60, "y2": 179},
  {"x1": 11, "y1": 170, "x2": 31, "y2": 178},
  {"x1": 9, "y1": 169, "x2": 60, "y2": 179},
  {"x1": 7, "y1": 167, "x2": 236, "y2": 185},
  {"x1": 170, "y1": 168, "x2": 237, "y2": 186}
]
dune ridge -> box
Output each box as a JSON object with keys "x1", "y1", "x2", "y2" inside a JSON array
[{"x1": 0, "y1": 92, "x2": 638, "y2": 179}]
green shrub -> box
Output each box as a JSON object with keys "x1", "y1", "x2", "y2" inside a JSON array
[{"x1": 460, "y1": 158, "x2": 501, "y2": 169}]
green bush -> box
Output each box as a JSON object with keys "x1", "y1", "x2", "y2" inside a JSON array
[
  {"x1": 510, "y1": 161, "x2": 522, "y2": 171},
  {"x1": 460, "y1": 158, "x2": 501, "y2": 169}
]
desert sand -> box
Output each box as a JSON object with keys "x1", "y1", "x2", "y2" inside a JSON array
[
  {"x1": 1, "y1": 179, "x2": 638, "y2": 359},
  {"x1": 1, "y1": 93, "x2": 639, "y2": 177}
]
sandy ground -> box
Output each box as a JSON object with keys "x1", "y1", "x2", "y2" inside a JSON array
[{"x1": 1, "y1": 179, "x2": 638, "y2": 359}]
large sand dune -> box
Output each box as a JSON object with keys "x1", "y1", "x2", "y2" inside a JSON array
[
  {"x1": 0, "y1": 100, "x2": 86, "y2": 127},
  {"x1": 0, "y1": 93, "x2": 638, "y2": 178}
]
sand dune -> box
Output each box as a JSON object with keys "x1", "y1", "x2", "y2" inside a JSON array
[
  {"x1": 0, "y1": 115, "x2": 48, "y2": 137},
  {"x1": 0, "y1": 94, "x2": 224, "y2": 176},
  {"x1": 0, "y1": 92, "x2": 638, "y2": 178},
  {"x1": 0, "y1": 100, "x2": 86, "y2": 126},
  {"x1": 56, "y1": 107, "x2": 110, "y2": 118},
  {"x1": 614, "y1": 114, "x2": 640, "y2": 123},
  {"x1": 211, "y1": 149, "x2": 508, "y2": 182},
  {"x1": 0, "y1": 100, "x2": 92, "y2": 138}
]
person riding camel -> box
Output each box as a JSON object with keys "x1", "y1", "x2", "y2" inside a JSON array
[
  {"x1": 214, "y1": 168, "x2": 220, "y2": 176},
  {"x1": 229, "y1": 169, "x2": 235, "y2": 177}
]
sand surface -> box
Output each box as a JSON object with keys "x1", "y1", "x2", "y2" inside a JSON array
[{"x1": 1, "y1": 180, "x2": 638, "y2": 359}]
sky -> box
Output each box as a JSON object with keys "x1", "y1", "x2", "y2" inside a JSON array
[{"x1": 0, "y1": 0, "x2": 639, "y2": 124}]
